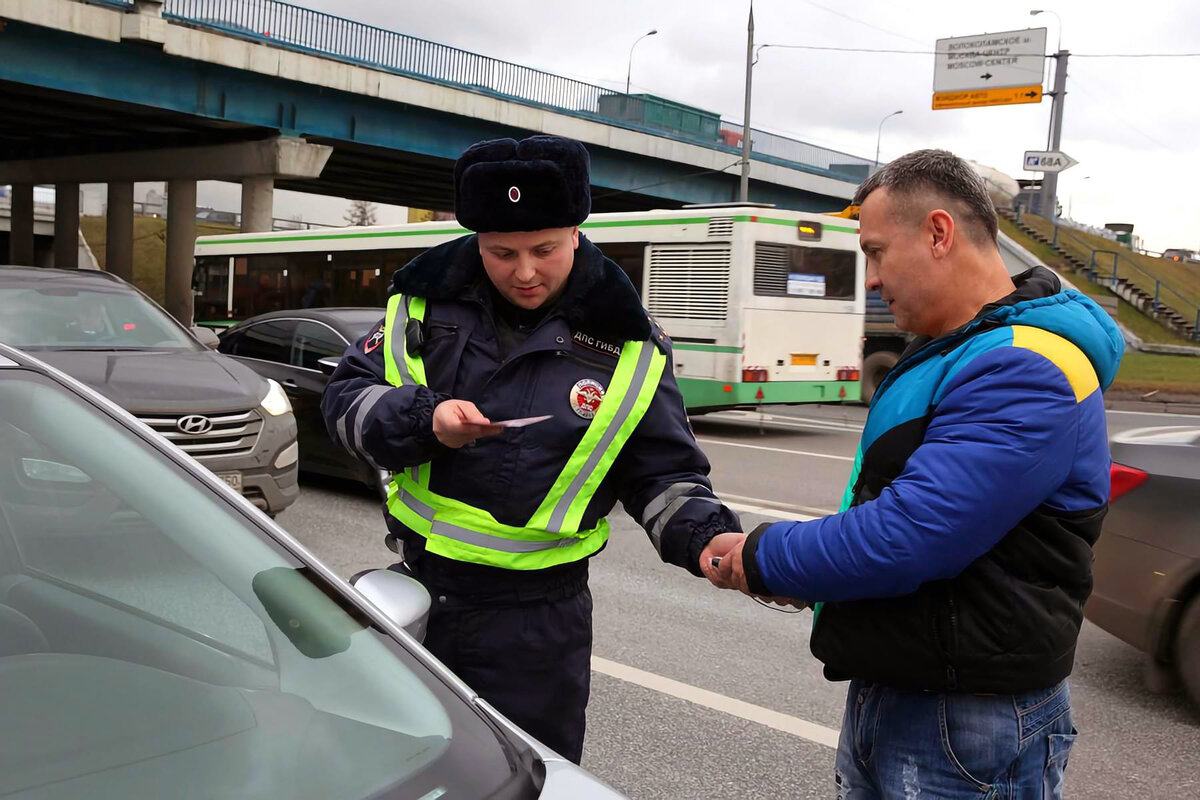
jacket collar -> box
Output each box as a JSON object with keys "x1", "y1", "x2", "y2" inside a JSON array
[
  {"x1": 901, "y1": 266, "x2": 1061, "y2": 358},
  {"x1": 389, "y1": 233, "x2": 651, "y2": 342}
]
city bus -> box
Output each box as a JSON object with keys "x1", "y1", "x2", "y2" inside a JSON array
[{"x1": 193, "y1": 204, "x2": 865, "y2": 410}]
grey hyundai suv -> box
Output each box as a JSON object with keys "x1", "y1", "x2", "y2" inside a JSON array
[{"x1": 0, "y1": 266, "x2": 298, "y2": 515}]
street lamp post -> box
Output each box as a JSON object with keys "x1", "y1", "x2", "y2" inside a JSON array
[
  {"x1": 1030, "y1": 9, "x2": 1063, "y2": 52},
  {"x1": 874, "y1": 110, "x2": 903, "y2": 170},
  {"x1": 625, "y1": 29, "x2": 658, "y2": 96},
  {"x1": 1030, "y1": 9, "x2": 1068, "y2": 218},
  {"x1": 739, "y1": 3, "x2": 754, "y2": 202}
]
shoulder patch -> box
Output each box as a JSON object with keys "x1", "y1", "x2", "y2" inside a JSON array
[
  {"x1": 1010, "y1": 325, "x2": 1100, "y2": 402},
  {"x1": 572, "y1": 330, "x2": 623, "y2": 359},
  {"x1": 363, "y1": 322, "x2": 386, "y2": 354}
]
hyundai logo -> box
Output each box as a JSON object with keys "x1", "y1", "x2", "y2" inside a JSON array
[{"x1": 177, "y1": 414, "x2": 214, "y2": 435}]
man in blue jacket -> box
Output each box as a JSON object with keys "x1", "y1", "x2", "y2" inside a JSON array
[
  {"x1": 321, "y1": 135, "x2": 740, "y2": 764},
  {"x1": 710, "y1": 149, "x2": 1124, "y2": 798}
]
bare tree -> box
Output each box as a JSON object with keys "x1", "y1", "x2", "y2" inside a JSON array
[{"x1": 345, "y1": 199, "x2": 377, "y2": 227}]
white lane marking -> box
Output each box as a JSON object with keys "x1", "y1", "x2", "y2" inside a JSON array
[
  {"x1": 708, "y1": 411, "x2": 865, "y2": 432},
  {"x1": 1106, "y1": 408, "x2": 1200, "y2": 418},
  {"x1": 725, "y1": 501, "x2": 816, "y2": 521},
  {"x1": 697, "y1": 437, "x2": 856, "y2": 462},
  {"x1": 592, "y1": 656, "x2": 841, "y2": 749},
  {"x1": 722, "y1": 492, "x2": 834, "y2": 518}
]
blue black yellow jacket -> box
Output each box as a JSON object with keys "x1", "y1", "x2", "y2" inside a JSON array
[{"x1": 743, "y1": 267, "x2": 1125, "y2": 692}]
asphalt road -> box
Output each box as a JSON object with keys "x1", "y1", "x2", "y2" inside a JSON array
[{"x1": 276, "y1": 403, "x2": 1200, "y2": 799}]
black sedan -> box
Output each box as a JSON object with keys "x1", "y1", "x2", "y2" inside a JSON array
[
  {"x1": 1086, "y1": 426, "x2": 1200, "y2": 708},
  {"x1": 218, "y1": 308, "x2": 387, "y2": 496}
]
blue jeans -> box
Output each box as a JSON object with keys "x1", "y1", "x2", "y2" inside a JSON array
[{"x1": 835, "y1": 679, "x2": 1077, "y2": 799}]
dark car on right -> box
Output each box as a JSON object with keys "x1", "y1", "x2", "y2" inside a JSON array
[{"x1": 1086, "y1": 426, "x2": 1200, "y2": 708}]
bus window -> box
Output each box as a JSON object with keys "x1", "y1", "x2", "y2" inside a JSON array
[
  {"x1": 753, "y1": 243, "x2": 856, "y2": 300},
  {"x1": 193, "y1": 256, "x2": 232, "y2": 320},
  {"x1": 594, "y1": 242, "x2": 648, "y2": 299}
]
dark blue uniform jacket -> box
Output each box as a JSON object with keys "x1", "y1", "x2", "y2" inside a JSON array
[{"x1": 321, "y1": 234, "x2": 739, "y2": 594}]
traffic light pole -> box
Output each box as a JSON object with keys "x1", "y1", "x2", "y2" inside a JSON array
[{"x1": 1039, "y1": 50, "x2": 1069, "y2": 218}]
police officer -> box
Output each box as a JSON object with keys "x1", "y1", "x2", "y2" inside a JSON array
[{"x1": 321, "y1": 135, "x2": 740, "y2": 764}]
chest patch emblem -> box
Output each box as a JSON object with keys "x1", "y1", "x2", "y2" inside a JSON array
[{"x1": 569, "y1": 379, "x2": 605, "y2": 420}]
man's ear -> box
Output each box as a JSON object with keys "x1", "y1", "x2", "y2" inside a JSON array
[
  {"x1": 571, "y1": 226, "x2": 580, "y2": 249},
  {"x1": 927, "y1": 209, "x2": 956, "y2": 259}
]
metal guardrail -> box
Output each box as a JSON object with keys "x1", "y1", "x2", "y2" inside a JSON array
[
  {"x1": 158, "y1": 0, "x2": 872, "y2": 184},
  {"x1": 1051, "y1": 223, "x2": 1200, "y2": 339},
  {"x1": 82, "y1": 0, "x2": 135, "y2": 8}
]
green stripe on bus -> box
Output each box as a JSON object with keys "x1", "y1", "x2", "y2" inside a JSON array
[
  {"x1": 678, "y1": 377, "x2": 861, "y2": 409},
  {"x1": 672, "y1": 343, "x2": 742, "y2": 353},
  {"x1": 196, "y1": 214, "x2": 857, "y2": 247},
  {"x1": 580, "y1": 217, "x2": 711, "y2": 229},
  {"x1": 731, "y1": 215, "x2": 858, "y2": 235},
  {"x1": 200, "y1": 227, "x2": 472, "y2": 245}
]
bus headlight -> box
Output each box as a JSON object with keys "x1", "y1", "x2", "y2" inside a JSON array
[{"x1": 259, "y1": 379, "x2": 293, "y2": 416}]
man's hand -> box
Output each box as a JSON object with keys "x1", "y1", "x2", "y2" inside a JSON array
[
  {"x1": 699, "y1": 532, "x2": 746, "y2": 588},
  {"x1": 713, "y1": 533, "x2": 751, "y2": 594},
  {"x1": 433, "y1": 400, "x2": 504, "y2": 449}
]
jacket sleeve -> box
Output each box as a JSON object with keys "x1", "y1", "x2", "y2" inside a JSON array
[
  {"x1": 613, "y1": 339, "x2": 742, "y2": 577},
  {"x1": 743, "y1": 346, "x2": 1086, "y2": 602},
  {"x1": 319, "y1": 319, "x2": 449, "y2": 471}
]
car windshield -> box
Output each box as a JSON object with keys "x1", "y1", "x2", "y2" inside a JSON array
[
  {"x1": 0, "y1": 369, "x2": 531, "y2": 799},
  {"x1": 0, "y1": 285, "x2": 198, "y2": 351}
]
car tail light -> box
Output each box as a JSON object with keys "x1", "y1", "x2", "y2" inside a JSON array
[
  {"x1": 1110, "y1": 463, "x2": 1148, "y2": 501},
  {"x1": 836, "y1": 367, "x2": 861, "y2": 381}
]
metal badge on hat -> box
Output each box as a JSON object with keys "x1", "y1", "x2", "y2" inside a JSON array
[{"x1": 508, "y1": 186, "x2": 521, "y2": 203}]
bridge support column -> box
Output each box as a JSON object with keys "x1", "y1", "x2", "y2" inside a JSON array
[
  {"x1": 241, "y1": 176, "x2": 274, "y2": 232},
  {"x1": 165, "y1": 178, "x2": 196, "y2": 325},
  {"x1": 106, "y1": 181, "x2": 135, "y2": 282},
  {"x1": 54, "y1": 182, "x2": 79, "y2": 269},
  {"x1": 9, "y1": 183, "x2": 34, "y2": 266}
]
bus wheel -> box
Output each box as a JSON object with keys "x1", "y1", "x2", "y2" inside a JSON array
[{"x1": 862, "y1": 351, "x2": 900, "y2": 405}]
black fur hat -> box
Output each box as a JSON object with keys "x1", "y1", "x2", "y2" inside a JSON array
[{"x1": 453, "y1": 135, "x2": 591, "y2": 233}]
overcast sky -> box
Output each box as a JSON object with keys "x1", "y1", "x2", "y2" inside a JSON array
[{"x1": 223, "y1": 0, "x2": 1198, "y2": 251}]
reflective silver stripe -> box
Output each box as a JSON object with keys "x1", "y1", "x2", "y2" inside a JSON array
[
  {"x1": 336, "y1": 385, "x2": 388, "y2": 467},
  {"x1": 430, "y1": 521, "x2": 576, "y2": 553},
  {"x1": 398, "y1": 488, "x2": 436, "y2": 520},
  {"x1": 649, "y1": 495, "x2": 725, "y2": 552},
  {"x1": 545, "y1": 342, "x2": 657, "y2": 533},
  {"x1": 407, "y1": 466, "x2": 419, "y2": 482},
  {"x1": 351, "y1": 385, "x2": 392, "y2": 469},
  {"x1": 641, "y1": 482, "x2": 708, "y2": 526},
  {"x1": 389, "y1": 294, "x2": 417, "y2": 386}
]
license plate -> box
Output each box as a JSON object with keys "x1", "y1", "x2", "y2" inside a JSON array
[{"x1": 216, "y1": 472, "x2": 243, "y2": 493}]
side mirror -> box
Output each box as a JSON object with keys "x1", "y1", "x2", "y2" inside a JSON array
[
  {"x1": 21, "y1": 458, "x2": 92, "y2": 484},
  {"x1": 317, "y1": 356, "x2": 340, "y2": 377},
  {"x1": 191, "y1": 326, "x2": 221, "y2": 350},
  {"x1": 350, "y1": 569, "x2": 431, "y2": 642}
]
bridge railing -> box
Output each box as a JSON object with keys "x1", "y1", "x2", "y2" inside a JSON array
[{"x1": 159, "y1": 0, "x2": 872, "y2": 184}]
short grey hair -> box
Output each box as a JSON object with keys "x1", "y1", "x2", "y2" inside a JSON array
[{"x1": 853, "y1": 149, "x2": 998, "y2": 245}]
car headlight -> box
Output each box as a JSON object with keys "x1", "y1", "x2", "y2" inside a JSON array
[{"x1": 259, "y1": 379, "x2": 292, "y2": 416}]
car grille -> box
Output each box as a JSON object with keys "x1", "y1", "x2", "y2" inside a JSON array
[{"x1": 137, "y1": 409, "x2": 263, "y2": 460}]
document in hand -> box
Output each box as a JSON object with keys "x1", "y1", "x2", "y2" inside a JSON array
[{"x1": 490, "y1": 415, "x2": 553, "y2": 429}]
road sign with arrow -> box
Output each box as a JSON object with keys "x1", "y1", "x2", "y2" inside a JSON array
[
  {"x1": 932, "y1": 27, "x2": 1047, "y2": 109},
  {"x1": 1023, "y1": 150, "x2": 1079, "y2": 173},
  {"x1": 933, "y1": 85, "x2": 1043, "y2": 110}
]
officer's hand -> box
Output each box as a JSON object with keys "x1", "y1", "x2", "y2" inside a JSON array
[
  {"x1": 433, "y1": 400, "x2": 504, "y2": 449},
  {"x1": 700, "y1": 532, "x2": 746, "y2": 589}
]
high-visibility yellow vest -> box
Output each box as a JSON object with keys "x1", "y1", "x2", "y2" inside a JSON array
[{"x1": 382, "y1": 293, "x2": 666, "y2": 570}]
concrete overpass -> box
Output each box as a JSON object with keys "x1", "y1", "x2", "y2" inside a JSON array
[{"x1": 0, "y1": 0, "x2": 872, "y2": 323}]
